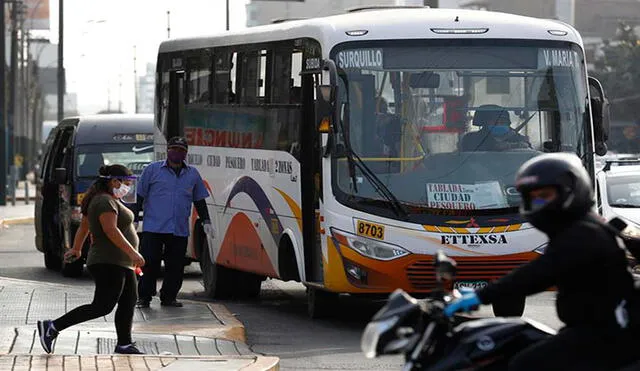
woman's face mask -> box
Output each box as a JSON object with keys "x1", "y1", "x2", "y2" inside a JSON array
[{"x1": 112, "y1": 182, "x2": 131, "y2": 199}]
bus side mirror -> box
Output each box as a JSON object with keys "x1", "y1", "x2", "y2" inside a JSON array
[
  {"x1": 54, "y1": 168, "x2": 68, "y2": 185},
  {"x1": 316, "y1": 84, "x2": 336, "y2": 157},
  {"x1": 588, "y1": 76, "x2": 610, "y2": 156}
]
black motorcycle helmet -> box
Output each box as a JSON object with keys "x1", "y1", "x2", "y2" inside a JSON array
[{"x1": 515, "y1": 153, "x2": 594, "y2": 234}]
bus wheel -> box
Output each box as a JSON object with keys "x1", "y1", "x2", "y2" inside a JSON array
[
  {"x1": 492, "y1": 296, "x2": 526, "y2": 317},
  {"x1": 235, "y1": 272, "x2": 263, "y2": 299},
  {"x1": 44, "y1": 249, "x2": 61, "y2": 271},
  {"x1": 201, "y1": 244, "x2": 233, "y2": 299},
  {"x1": 307, "y1": 287, "x2": 338, "y2": 319}
]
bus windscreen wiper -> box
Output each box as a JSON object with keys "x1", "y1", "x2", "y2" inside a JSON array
[
  {"x1": 349, "y1": 150, "x2": 409, "y2": 220},
  {"x1": 335, "y1": 101, "x2": 408, "y2": 220}
]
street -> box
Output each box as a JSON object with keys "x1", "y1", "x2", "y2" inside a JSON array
[{"x1": 1, "y1": 224, "x2": 562, "y2": 371}]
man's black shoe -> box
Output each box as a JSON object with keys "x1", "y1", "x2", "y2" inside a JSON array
[
  {"x1": 160, "y1": 300, "x2": 183, "y2": 307},
  {"x1": 136, "y1": 299, "x2": 150, "y2": 308}
]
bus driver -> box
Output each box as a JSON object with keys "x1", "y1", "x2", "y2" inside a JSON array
[{"x1": 460, "y1": 104, "x2": 532, "y2": 151}]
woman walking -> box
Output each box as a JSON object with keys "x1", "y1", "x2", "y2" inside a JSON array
[{"x1": 37, "y1": 164, "x2": 146, "y2": 354}]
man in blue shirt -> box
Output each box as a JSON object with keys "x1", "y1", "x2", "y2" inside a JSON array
[{"x1": 135, "y1": 136, "x2": 213, "y2": 308}]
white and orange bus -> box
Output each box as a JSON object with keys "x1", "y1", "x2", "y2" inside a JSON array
[{"x1": 154, "y1": 6, "x2": 610, "y2": 317}]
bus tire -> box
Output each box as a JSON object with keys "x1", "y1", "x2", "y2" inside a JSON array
[
  {"x1": 235, "y1": 271, "x2": 263, "y2": 299},
  {"x1": 307, "y1": 287, "x2": 338, "y2": 319},
  {"x1": 44, "y1": 248, "x2": 61, "y2": 271},
  {"x1": 492, "y1": 296, "x2": 526, "y2": 317},
  {"x1": 201, "y1": 242, "x2": 233, "y2": 299}
]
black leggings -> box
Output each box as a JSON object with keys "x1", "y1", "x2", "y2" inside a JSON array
[{"x1": 53, "y1": 264, "x2": 138, "y2": 345}]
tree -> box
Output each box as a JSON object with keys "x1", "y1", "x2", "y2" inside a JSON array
[{"x1": 589, "y1": 22, "x2": 640, "y2": 122}]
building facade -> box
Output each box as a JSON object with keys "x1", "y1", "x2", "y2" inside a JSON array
[{"x1": 137, "y1": 63, "x2": 155, "y2": 114}]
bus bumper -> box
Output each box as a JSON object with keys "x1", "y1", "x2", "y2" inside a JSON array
[{"x1": 322, "y1": 236, "x2": 539, "y2": 294}]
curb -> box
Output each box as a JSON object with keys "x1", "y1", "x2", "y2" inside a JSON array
[{"x1": 0, "y1": 217, "x2": 34, "y2": 226}]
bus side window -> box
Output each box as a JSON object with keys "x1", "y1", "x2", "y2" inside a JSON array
[
  {"x1": 160, "y1": 71, "x2": 170, "y2": 137},
  {"x1": 271, "y1": 47, "x2": 292, "y2": 104},
  {"x1": 291, "y1": 51, "x2": 302, "y2": 104},
  {"x1": 187, "y1": 54, "x2": 212, "y2": 104},
  {"x1": 213, "y1": 50, "x2": 234, "y2": 104},
  {"x1": 239, "y1": 50, "x2": 261, "y2": 104},
  {"x1": 168, "y1": 70, "x2": 185, "y2": 138}
]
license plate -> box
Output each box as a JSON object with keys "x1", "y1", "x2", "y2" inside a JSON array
[{"x1": 454, "y1": 281, "x2": 488, "y2": 290}]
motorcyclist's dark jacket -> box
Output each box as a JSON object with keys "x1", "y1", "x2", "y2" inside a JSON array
[{"x1": 477, "y1": 212, "x2": 638, "y2": 329}]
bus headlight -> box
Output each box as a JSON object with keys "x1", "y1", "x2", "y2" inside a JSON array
[{"x1": 331, "y1": 228, "x2": 409, "y2": 261}]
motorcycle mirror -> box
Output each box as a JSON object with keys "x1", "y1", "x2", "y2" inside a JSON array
[{"x1": 435, "y1": 250, "x2": 457, "y2": 282}]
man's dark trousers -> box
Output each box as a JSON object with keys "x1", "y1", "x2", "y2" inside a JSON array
[{"x1": 138, "y1": 232, "x2": 188, "y2": 303}]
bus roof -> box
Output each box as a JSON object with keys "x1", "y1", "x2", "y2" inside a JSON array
[
  {"x1": 63, "y1": 114, "x2": 154, "y2": 146},
  {"x1": 158, "y1": 8, "x2": 582, "y2": 55}
]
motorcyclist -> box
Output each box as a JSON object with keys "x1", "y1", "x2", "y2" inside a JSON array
[{"x1": 444, "y1": 153, "x2": 640, "y2": 371}]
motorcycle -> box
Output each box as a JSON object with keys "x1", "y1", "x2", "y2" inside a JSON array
[{"x1": 360, "y1": 251, "x2": 640, "y2": 371}]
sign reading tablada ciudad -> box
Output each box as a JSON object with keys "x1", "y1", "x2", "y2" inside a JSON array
[{"x1": 426, "y1": 182, "x2": 507, "y2": 210}]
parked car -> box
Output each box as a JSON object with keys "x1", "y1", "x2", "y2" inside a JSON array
[{"x1": 35, "y1": 114, "x2": 154, "y2": 277}]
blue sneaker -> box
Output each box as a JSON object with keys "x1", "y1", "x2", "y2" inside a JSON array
[
  {"x1": 114, "y1": 342, "x2": 144, "y2": 354},
  {"x1": 37, "y1": 320, "x2": 58, "y2": 354}
]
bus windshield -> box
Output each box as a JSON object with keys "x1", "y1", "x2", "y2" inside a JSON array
[
  {"x1": 331, "y1": 41, "x2": 589, "y2": 217},
  {"x1": 75, "y1": 143, "x2": 154, "y2": 178}
]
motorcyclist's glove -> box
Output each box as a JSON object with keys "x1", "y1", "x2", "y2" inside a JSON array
[{"x1": 444, "y1": 291, "x2": 480, "y2": 317}]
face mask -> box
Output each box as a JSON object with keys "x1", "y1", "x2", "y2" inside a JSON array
[
  {"x1": 530, "y1": 198, "x2": 550, "y2": 212},
  {"x1": 112, "y1": 184, "x2": 131, "y2": 199},
  {"x1": 488, "y1": 125, "x2": 510, "y2": 136},
  {"x1": 167, "y1": 150, "x2": 187, "y2": 164}
]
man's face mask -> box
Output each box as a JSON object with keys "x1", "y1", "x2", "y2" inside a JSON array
[
  {"x1": 488, "y1": 125, "x2": 510, "y2": 136},
  {"x1": 167, "y1": 149, "x2": 187, "y2": 163}
]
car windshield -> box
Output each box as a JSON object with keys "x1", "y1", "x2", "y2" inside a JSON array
[
  {"x1": 607, "y1": 175, "x2": 640, "y2": 208},
  {"x1": 75, "y1": 143, "x2": 154, "y2": 178},
  {"x1": 332, "y1": 40, "x2": 589, "y2": 217}
]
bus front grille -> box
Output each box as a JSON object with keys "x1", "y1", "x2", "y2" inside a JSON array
[{"x1": 406, "y1": 258, "x2": 531, "y2": 290}]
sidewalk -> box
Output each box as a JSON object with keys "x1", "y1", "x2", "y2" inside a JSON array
[
  {"x1": 0, "y1": 267, "x2": 278, "y2": 370},
  {"x1": 5, "y1": 180, "x2": 36, "y2": 203}
]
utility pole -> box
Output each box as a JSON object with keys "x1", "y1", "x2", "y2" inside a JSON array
[
  {"x1": 57, "y1": 0, "x2": 64, "y2": 122},
  {"x1": 166, "y1": 10, "x2": 171, "y2": 38},
  {"x1": 226, "y1": 0, "x2": 229, "y2": 31},
  {"x1": 9, "y1": 1, "x2": 18, "y2": 175},
  {"x1": 0, "y1": 0, "x2": 7, "y2": 206},
  {"x1": 18, "y1": 3, "x2": 26, "y2": 173},
  {"x1": 133, "y1": 45, "x2": 138, "y2": 113}
]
